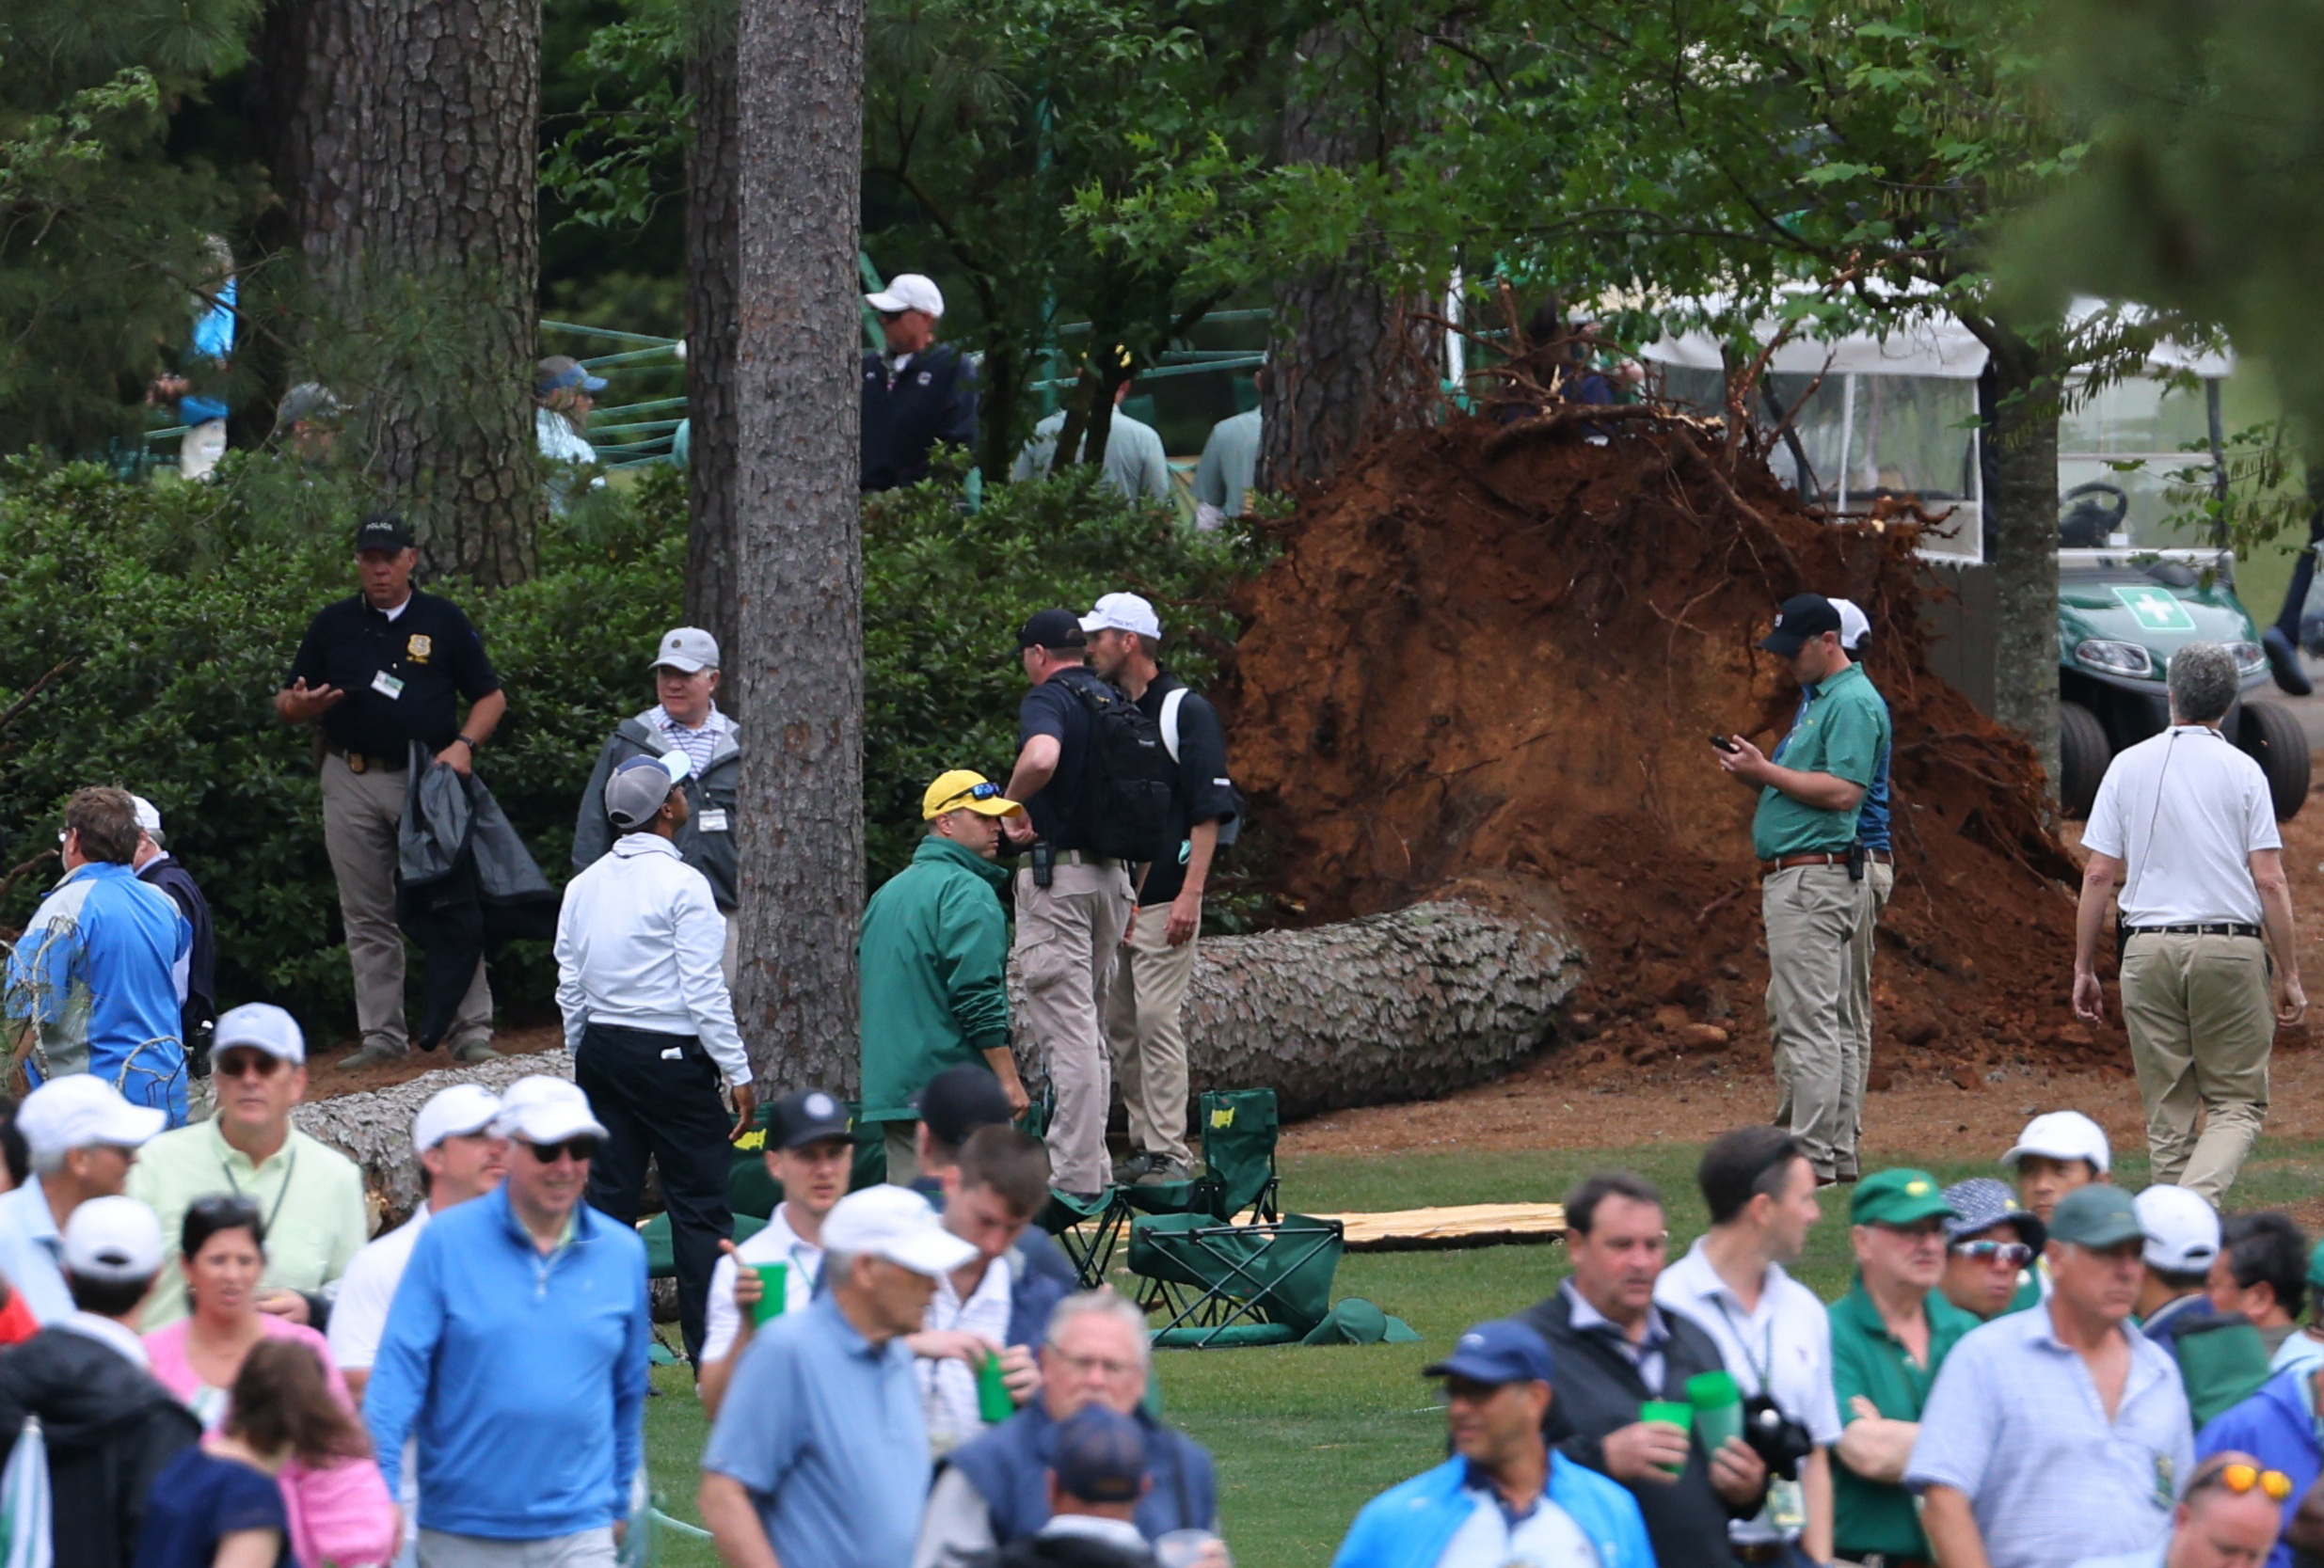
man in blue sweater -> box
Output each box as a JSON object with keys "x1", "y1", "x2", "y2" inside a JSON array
[
  {"x1": 364, "y1": 1078, "x2": 648, "y2": 1567},
  {"x1": 1333, "y1": 1319, "x2": 1654, "y2": 1568}
]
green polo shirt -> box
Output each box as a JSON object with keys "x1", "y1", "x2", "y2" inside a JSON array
[
  {"x1": 1830, "y1": 1276, "x2": 1981, "y2": 1559},
  {"x1": 1752, "y1": 660, "x2": 1890, "y2": 860},
  {"x1": 125, "y1": 1117, "x2": 370, "y2": 1328}
]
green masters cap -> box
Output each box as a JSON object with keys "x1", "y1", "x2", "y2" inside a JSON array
[
  {"x1": 1851, "y1": 1168, "x2": 1956, "y2": 1227},
  {"x1": 2048, "y1": 1183, "x2": 2143, "y2": 1249}
]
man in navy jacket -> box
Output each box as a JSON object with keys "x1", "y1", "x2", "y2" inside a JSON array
[{"x1": 863, "y1": 273, "x2": 978, "y2": 491}]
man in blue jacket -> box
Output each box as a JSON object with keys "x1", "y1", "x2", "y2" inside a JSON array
[
  {"x1": 2197, "y1": 1371, "x2": 2320, "y2": 1568},
  {"x1": 1333, "y1": 1319, "x2": 1655, "y2": 1568},
  {"x1": 364, "y1": 1077, "x2": 648, "y2": 1567}
]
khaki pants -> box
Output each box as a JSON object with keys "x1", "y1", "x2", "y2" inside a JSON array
[
  {"x1": 319, "y1": 752, "x2": 492, "y2": 1055},
  {"x1": 884, "y1": 1120, "x2": 921, "y2": 1186},
  {"x1": 1764, "y1": 863, "x2": 1861, "y2": 1179},
  {"x1": 1845, "y1": 860, "x2": 1895, "y2": 1167},
  {"x1": 1015, "y1": 860, "x2": 1132, "y2": 1195},
  {"x1": 1106, "y1": 903, "x2": 1197, "y2": 1169},
  {"x1": 2120, "y1": 930, "x2": 2273, "y2": 1201}
]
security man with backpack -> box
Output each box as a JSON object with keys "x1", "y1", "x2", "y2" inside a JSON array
[
  {"x1": 1081, "y1": 594, "x2": 1239, "y2": 1187},
  {"x1": 1001, "y1": 610, "x2": 1174, "y2": 1200}
]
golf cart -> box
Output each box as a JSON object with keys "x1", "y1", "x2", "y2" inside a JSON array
[{"x1": 1641, "y1": 299, "x2": 2309, "y2": 821}]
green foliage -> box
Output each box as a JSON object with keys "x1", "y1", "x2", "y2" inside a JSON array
[{"x1": 0, "y1": 456, "x2": 1253, "y2": 1039}]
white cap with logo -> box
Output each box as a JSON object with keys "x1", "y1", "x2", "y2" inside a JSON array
[
  {"x1": 213, "y1": 1003, "x2": 306, "y2": 1065},
  {"x1": 821, "y1": 1184, "x2": 979, "y2": 1278},
  {"x1": 492, "y1": 1077, "x2": 608, "y2": 1145},
  {"x1": 2134, "y1": 1183, "x2": 2221, "y2": 1273},
  {"x1": 18, "y1": 1076, "x2": 167, "y2": 1163},
  {"x1": 64, "y1": 1196, "x2": 166, "y2": 1283},
  {"x1": 1079, "y1": 592, "x2": 1161, "y2": 641},
  {"x1": 411, "y1": 1084, "x2": 503, "y2": 1160},
  {"x1": 1829, "y1": 598, "x2": 1872, "y2": 652},
  {"x1": 2000, "y1": 1109, "x2": 2111, "y2": 1173},
  {"x1": 864, "y1": 274, "x2": 945, "y2": 319},
  {"x1": 652, "y1": 626, "x2": 721, "y2": 673}
]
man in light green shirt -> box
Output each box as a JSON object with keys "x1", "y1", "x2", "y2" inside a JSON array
[
  {"x1": 1717, "y1": 593, "x2": 1891, "y2": 1182},
  {"x1": 126, "y1": 1002, "x2": 369, "y2": 1327},
  {"x1": 1192, "y1": 406, "x2": 1261, "y2": 529},
  {"x1": 1012, "y1": 381, "x2": 1172, "y2": 503}
]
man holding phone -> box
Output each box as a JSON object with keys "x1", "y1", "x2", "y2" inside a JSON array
[{"x1": 1715, "y1": 593, "x2": 1891, "y2": 1186}]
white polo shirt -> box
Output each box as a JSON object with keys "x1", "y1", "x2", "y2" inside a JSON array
[
  {"x1": 2082, "y1": 724, "x2": 2278, "y2": 926},
  {"x1": 1655, "y1": 1237, "x2": 1843, "y2": 1545},
  {"x1": 701, "y1": 1203, "x2": 824, "y2": 1367}
]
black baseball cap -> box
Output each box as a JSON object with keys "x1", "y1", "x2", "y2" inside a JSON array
[
  {"x1": 355, "y1": 511, "x2": 415, "y2": 554},
  {"x1": 915, "y1": 1064, "x2": 1015, "y2": 1149},
  {"x1": 1759, "y1": 593, "x2": 1842, "y2": 657},
  {"x1": 1016, "y1": 609, "x2": 1087, "y2": 652},
  {"x1": 766, "y1": 1089, "x2": 852, "y2": 1150}
]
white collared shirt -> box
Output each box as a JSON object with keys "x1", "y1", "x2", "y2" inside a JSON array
[
  {"x1": 2082, "y1": 724, "x2": 2278, "y2": 925},
  {"x1": 553, "y1": 834, "x2": 749, "y2": 1085},
  {"x1": 920, "y1": 1247, "x2": 1014, "y2": 1455},
  {"x1": 56, "y1": 1310, "x2": 148, "y2": 1368},
  {"x1": 701, "y1": 1203, "x2": 823, "y2": 1367}
]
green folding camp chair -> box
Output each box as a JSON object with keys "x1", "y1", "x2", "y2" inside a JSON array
[
  {"x1": 1127, "y1": 1211, "x2": 1345, "y2": 1348},
  {"x1": 1128, "y1": 1088, "x2": 1281, "y2": 1224}
]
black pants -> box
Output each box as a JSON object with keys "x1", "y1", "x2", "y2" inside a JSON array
[{"x1": 577, "y1": 1022, "x2": 733, "y2": 1369}]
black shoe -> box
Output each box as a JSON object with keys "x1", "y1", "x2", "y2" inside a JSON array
[
  {"x1": 1111, "y1": 1151, "x2": 1158, "y2": 1185},
  {"x1": 2266, "y1": 627, "x2": 2315, "y2": 696}
]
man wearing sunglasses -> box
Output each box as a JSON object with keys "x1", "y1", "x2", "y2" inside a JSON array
[
  {"x1": 556, "y1": 750, "x2": 755, "y2": 1371},
  {"x1": 2074, "y1": 1452, "x2": 2286, "y2": 1568},
  {"x1": 1830, "y1": 1169, "x2": 1981, "y2": 1568},
  {"x1": 2196, "y1": 1352, "x2": 2323, "y2": 1568},
  {"x1": 126, "y1": 1003, "x2": 367, "y2": 1330},
  {"x1": 1936, "y1": 1179, "x2": 2048, "y2": 1323},
  {"x1": 366, "y1": 1079, "x2": 647, "y2": 1568},
  {"x1": 860, "y1": 770, "x2": 1027, "y2": 1186},
  {"x1": 861, "y1": 273, "x2": 979, "y2": 493}
]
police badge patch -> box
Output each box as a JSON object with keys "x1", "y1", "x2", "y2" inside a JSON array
[{"x1": 406, "y1": 634, "x2": 433, "y2": 663}]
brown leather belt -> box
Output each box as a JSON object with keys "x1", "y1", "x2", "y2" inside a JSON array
[
  {"x1": 327, "y1": 743, "x2": 406, "y2": 776},
  {"x1": 1731, "y1": 1545, "x2": 1791, "y2": 1565},
  {"x1": 1763, "y1": 852, "x2": 1848, "y2": 873},
  {"x1": 1865, "y1": 848, "x2": 1894, "y2": 864}
]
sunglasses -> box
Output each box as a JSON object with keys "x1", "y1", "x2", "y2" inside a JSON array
[
  {"x1": 1951, "y1": 1240, "x2": 2034, "y2": 1266},
  {"x1": 2196, "y1": 1462, "x2": 2294, "y2": 1502},
  {"x1": 936, "y1": 782, "x2": 1004, "y2": 812},
  {"x1": 215, "y1": 1051, "x2": 287, "y2": 1080},
  {"x1": 525, "y1": 1137, "x2": 598, "y2": 1164}
]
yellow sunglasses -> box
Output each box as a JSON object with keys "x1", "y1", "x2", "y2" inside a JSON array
[{"x1": 2198, "y1": 1462, "x2": 2293, "y2": 1502}]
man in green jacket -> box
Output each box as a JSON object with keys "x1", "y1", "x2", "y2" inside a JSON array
[{"x1": 860, "y1": 769, "x2": 1027, "y2": 1184}]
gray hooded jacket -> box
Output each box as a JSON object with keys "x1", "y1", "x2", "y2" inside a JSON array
[{"x1": 572, "y1": 710, "x2": 741, "y2": 909}]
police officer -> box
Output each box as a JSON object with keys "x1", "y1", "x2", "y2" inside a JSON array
[
  {"x1": 862, "y1": 274, "x2": 979, "y2": 492},
  {"x1": 277, "y1": 511, "x2": 504, "y2": 1069},
  {"x1": 1717, "y1": 593, "x2": 1889, "y2": 1185}
]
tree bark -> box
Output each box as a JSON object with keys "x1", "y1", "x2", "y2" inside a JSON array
[
  {"x1": 295, "y1": 1050, "x2": 577, "y2": 1222},
  {"x1": 682, "y1": 5, "x2": 742, "y2": 665},
  {"x1": 731, "y1": 0, "x2": 868, "y2": 1092},
  {"x1": 1260, "y1": 24, "x2": 1441, "y2": 491},
  {"x1": 1971, "y1": 320, "x2": 2064, "y2": 794}
]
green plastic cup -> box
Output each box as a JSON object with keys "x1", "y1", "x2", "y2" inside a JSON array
[
  {"x1": 751, "y1": 1260, "x2": 788, "y2": 1327},
  {"x1": 1684, "y1": 1369, "x2": 1743, "y2": 1452},
  {"x1": 978, "y1": 1352, "x2": 1015, "y2": 1423},
  {"x1": 1639, "y1": 1400, "x2": 1693, "y2": 1475}
]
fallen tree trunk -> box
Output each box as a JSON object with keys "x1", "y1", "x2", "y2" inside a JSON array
[{"x1": 305, "y1": 896, "x2": 1584, "y2": 1199}]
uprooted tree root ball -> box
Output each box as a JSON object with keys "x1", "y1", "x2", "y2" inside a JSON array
[{"x1": 1222, "y1": 414, "x2": 2140, "y2": 1096}]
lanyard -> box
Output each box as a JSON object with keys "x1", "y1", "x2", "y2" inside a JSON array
[
  {"x1": 1713, "y1": 1294, "x2": 1776, "y2": 1392},
  {"x1": 218, "y1": 1143, "x2": 296, "y2": 1238}
]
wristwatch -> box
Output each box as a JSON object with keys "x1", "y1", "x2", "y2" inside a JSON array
[{"x1": 454, "y1": 735, "x2": 479, "y2": 752}]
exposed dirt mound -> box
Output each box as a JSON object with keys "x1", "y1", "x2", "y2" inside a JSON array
[{"x1": 1224, "y1": 415, "x2": 2129, "y2": 1092}]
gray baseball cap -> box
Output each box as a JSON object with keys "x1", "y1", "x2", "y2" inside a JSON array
[
  {"x1": 653, "y1": 627, "x2": 721, "y2": 673},
  {"x1": 606, "y1": 752, "x2": 692, "y2": 831}
]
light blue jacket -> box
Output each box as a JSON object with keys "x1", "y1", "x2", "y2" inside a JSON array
[
  {"x1": 5, "y1": 862, "x2": 191, "y2": 1123},
  {"x1": 363, "y1": 1186, "x2": 648, "y2": 1539},
  {"x1": 1331, "y1": 1455, "x2": 1656, "y2": 1568}
]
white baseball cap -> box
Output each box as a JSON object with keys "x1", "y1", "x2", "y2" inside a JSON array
[
  {"x1": 493, "y1": 1078, "x2": 608, "y2": 1145},
  {"x1": 17, "y1": 1075, "x2": 167, "y2": 1162},
  {"x1": 129, "y1": 795, "x2": 164, "y2": 840},
  {"x1": 1830, "y1": 598, "x2": 1872, "y2": 652},
  {"x1": 821, "y1": 1184, "x2": 979, "y2": 1278},
  {"x1": 864, "y1": 274, "x2": 945, "y2": 319},
  {"x1": 2000, "y1": 1110, "x2": 2111, "y2": 1173},
  {"x1": 213, "y1": 1003, "x2": 306, "y2": 1065},
  {"x1": 1079, "y1": 592, "x2": 1162, "y2": 641},
  {"x1": 411, "y1": 1084, "x2": 503, "y2": 1159},
  {"x1": 62, "y1": 1196, "x2": 165, "y2": 1284},
  {"x1": 652, "y1": 626, "x2": 721, "y2": 673},
  {"x1": 2134, "y1": 1183, "x2": 2220, "y2": 1273}
]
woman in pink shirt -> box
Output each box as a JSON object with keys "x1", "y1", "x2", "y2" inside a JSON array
[{"x1": 145, "y1": 1195, "x2": 400, "y2": 1568}]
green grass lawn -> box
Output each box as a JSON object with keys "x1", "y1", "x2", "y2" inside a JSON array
[{"x1": 639, "y1": 1133, "x2": 2324, "y2": 1567}]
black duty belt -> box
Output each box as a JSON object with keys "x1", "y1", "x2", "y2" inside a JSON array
[
  {"x1": 2124, "y1": 923, "x2": 2261, "y2": 940},
  {"x1": 328, "y1": 743, "x2": 407, "y2": 775}
]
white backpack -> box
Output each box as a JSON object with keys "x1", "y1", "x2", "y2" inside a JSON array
[{"x1": 1157, "y1": 688, "x2": 1243, "y2": 849}]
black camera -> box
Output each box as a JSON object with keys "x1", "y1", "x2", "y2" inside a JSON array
[{"x1": 1741, "y1": 1393, "x2": 1816, "y2": 1480}]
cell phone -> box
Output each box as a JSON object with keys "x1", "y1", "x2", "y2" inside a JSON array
[{"x1": 1709, "y1": 734, "x2": 1740, "y2": 753}]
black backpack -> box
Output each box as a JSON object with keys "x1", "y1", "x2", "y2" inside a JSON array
[{"x1": 1055, "y1": 669, "x2": 1175, "y2": 863}]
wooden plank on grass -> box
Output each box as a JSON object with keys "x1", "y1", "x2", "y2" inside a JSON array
[{"x1": 1311, "y1": 1202, "x2": 1568, "y2": 1252}]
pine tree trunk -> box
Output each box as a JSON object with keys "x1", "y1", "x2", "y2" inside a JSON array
[
  {"x1": 731, "y1": 0, "x2": 868, "y2": 1092},
  {"x1": 1972, "y1": 321, "x2": 2064, "y2": 793},
  {"x1": 682, "y1": 9, "x2": 742, "y2": 664}
]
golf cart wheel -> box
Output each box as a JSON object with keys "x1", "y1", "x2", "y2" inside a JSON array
[
  {"x1": 2059, "y1": 701, "x2": 2110, "y2": 819},
  {"x1": 2238, "y1": 701, "x2": 2312, "y2": 821}
]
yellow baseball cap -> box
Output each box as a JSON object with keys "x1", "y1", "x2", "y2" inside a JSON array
[{"x1": 922, "y1": 769, "x2": 1024, "y2": 820}]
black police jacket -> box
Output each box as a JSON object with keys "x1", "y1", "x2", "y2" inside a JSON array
[{"x1": 862, "y1": 342, "x2": 979, "y2": 490}]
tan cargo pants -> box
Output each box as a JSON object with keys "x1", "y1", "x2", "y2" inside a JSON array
[
  {"x1": 1014, "y1": 859, "x2": 1132, "y2": 1195},
  {"x1": 319, "y1": 752, "x2": 493, "y2": 1056},
  {"x1": 1764, "y1": 863, "x2": 1861, "y2": 1180},
  {"x1": 1106, "y1": 903, "x2": 1198, "y2": 1169},
  {"x1": 2120, "y1": 929, "x2": 2273, "y2": 1202},
  {"x1": 1774, "y1": 860, "x2": 1891, "y2": 1175}
]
